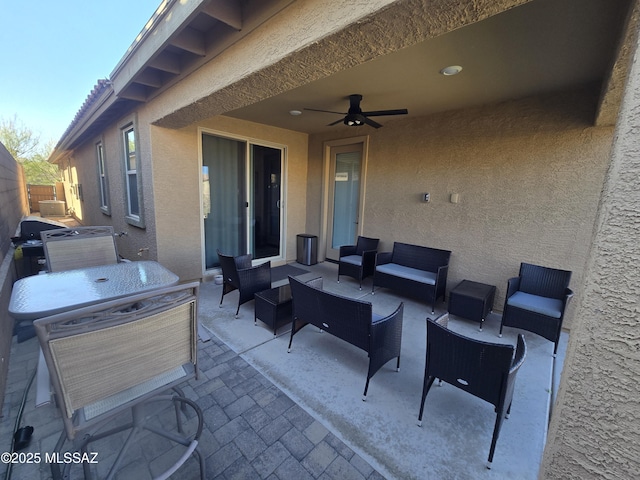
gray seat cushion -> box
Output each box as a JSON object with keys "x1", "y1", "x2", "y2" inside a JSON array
[
  {"x1": 376, "y1": 263, "x2": 437, "y2": 285},
  {"x1": 507, "y1": 291, "x2": 563, "y2": 318},
  {"x1": 340, "y1": 255, "x2": 363, "y2": 266}
]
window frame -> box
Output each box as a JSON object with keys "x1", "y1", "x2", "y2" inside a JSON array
[
  {"x1": 96, "y1": 140, "x2": 110, "y2": 215},
  {"x1": 120, "y1": 120, "x2": 145, "y2": 228}
]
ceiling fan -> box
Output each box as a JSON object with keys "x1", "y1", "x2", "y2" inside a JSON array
[{"x1": 305, "y1": 94, "x2": 408, "y2": 128}]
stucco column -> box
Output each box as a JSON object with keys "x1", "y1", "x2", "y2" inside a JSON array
[{"x1": 539, "y1": 25, "x2": 640, "y2": 480}]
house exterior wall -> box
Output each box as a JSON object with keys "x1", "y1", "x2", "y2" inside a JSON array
[
  {"x1": 307, "y1": 88, "x2": 612, "y2": 328},
  {"x1": 44, "y1": 0, "x2": 640, "y2": 475},
  {"x1": 0, "y1": 142, "x2": 29, "y2": 413},
  {"x1": 145, "y1": 114, "x2": 309, "y2": 281},
  {"x1": 540, "y1": 31, "x2": 640, "y2": 480},
  {"x1": 58, "y1": 116, "x2": 157, "y2": 263},
  {"x1": 58, "y1": 107, "x2": 309, "y2": 282}
]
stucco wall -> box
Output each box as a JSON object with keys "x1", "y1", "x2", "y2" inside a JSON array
[
  {"x1": 540, "y1": 35, "x2": 640, "y2": 480},
  {"x1": 307, "y1": 88, "x2": 612, "y2": 327},
  {"x1": 58, "y1": 116, "x2": 157, "y2": 263},
  {"x1": 54, "y1": 108, "x2": 308, "y2": 283},
  {"x1": 0, "y1": 141, "x2": 29, "y2": 413}
]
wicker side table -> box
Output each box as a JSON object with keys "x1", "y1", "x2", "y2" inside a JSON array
[
  {"x1": 254, "y1": 284, "x2": 293, "y2": 336},
  {"x1": 448, "y1": 280, "x2": 496, "y2": 331}
]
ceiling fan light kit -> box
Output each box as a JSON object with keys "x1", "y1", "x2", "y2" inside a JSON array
[
  {"x1": 305, "y1": 93, "x2": 408, "y2": 128},
  {"x1": 344, "y1": 113, "x2": 365, "y2": 126}
]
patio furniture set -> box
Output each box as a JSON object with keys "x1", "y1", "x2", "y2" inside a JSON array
[
  {"x1": 8, "y1": 225, "x2": 573, "y2": 476},
  {"x1": 219, "y1": 235, "x2": 573, "y2": 467}
]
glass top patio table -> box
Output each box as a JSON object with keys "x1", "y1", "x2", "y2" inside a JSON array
[{"x1": 9, "y1": 260, "x2": 180, "y2": 321}]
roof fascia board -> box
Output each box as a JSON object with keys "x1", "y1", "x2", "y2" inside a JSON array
[
  {"x1": 110, "y1": 0, "x2": 206, "y2": 96},
  {"x1": 138, "y1": 0, "x2": 296, "y2": 104}
]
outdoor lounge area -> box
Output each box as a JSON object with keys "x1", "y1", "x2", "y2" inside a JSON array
[
  {"x1": 1, "y1": 260, "x2": 566, "y2": 479},
  {"x1": 3, "y1": 0, "x2": 639, "y2": 477}
]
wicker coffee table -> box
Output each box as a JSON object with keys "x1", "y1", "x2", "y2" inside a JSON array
[
  {"x1": 254, "y1": 284, "x2": 293, "y2": 336},
  {"x1": 448, "y1": 280, "x2": 496, "y2": 331}
]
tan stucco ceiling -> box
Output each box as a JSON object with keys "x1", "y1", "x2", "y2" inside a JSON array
[{"x1": 220, "y1": 0, "x2": 635, "y2": 133}]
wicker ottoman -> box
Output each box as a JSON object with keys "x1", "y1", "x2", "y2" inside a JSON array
[{"x1": 448, "y1": 280, "x2": 496, "y2": 331}]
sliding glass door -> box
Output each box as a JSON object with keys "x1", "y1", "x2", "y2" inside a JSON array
[{"x1": 201, "y1": 132, "x2": 283, "y2": 270}]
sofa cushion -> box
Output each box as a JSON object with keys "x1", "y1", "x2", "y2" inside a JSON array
[
  {"x1": 340, "y1": 255, "x2": 362, "y2": 266},
  {"x1": 376, "y1": 263, "x2": 437, "y2": 285},
  {"x1": 507, "y1": 291, "x2": 563, "y2": 318}
]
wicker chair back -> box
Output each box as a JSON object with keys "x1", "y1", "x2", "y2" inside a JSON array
[
  {"x1": 288, "y1": 275, "x2": 403, "y2": 399},
  {"x1": 419, "y1": 316, "x2": 526, "y2": 467},
  {"x1": 518, "y1": 262, "x2": 572, "y2": 300},
  {"x1": 391, "y1": 242, "x2": 451, "y2": 272}
]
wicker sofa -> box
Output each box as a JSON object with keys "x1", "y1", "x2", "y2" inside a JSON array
[
  {"x1": 287, "y1": 276, "x2": 404, "y2": 400},
  {"x1": 372, "y1": 242, "x2": 451, "y2": 313}
]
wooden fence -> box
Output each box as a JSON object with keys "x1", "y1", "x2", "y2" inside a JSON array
[{"x1": 27, "y1": 183, "x2": 66, "y2": 213}]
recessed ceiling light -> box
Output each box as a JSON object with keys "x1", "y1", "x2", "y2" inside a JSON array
[
  {"x1": 289, "y1": 110, "x2": 302, "y2": 116},
  {"x1": 440, "y1": 65, "x2": 463, "y2": 76}
]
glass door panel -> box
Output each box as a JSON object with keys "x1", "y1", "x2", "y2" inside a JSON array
[
  {"x1": 325, "y1": 143, "x2": 363, "y2": 260},
  {"x1": 202, "y1": 133, "x2": 246, "y2": 269},
  {"x1": 332, "y1": 152, "x2": 360, "y2": 247},
  {"x1": 202, "y1": 133, "x2": 284, "y2": 271},
  {"x1": 250, "y1": 144, "x2": 282, "y2": 260}
]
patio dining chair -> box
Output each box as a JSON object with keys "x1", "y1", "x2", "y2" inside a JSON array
[
  {"x1": 217, "y1": 249, "x2": 272, "y2": 317},
  {"x1": 418, "y1": 314, "x2": 527, "y2": 468},
  {"x1": 34, "y1": 282, "x2": 205, "y2": 480},
  {"x1": 499, "y1": 262, "x2": 573, "y2": 356},
  {"x1": 41, "y1": 226, "x2": 120, "y2": 272},
  {"x1": 337, "y1": 236, "x2": 379, "y2": 289}
]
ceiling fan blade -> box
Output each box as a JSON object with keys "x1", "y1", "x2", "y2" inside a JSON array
[
  {"x1": 327, "y1": 118, "x2": 345, "y2": 126},
  {"x1": 364, "y1": 117, "x2": 383, "y2": 129},
  {"x1": 361, "y1": 109, "x2": 408, "y2": 117},
  {"x1": 304, "y1": 108, "x2": 346, "y2": 115}
]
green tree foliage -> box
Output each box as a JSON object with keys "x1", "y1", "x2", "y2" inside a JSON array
[{"x1": 0, "y1": 115, "x2": 60, "y2": 185}]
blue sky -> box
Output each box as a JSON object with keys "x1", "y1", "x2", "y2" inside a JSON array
[{"x1": 0, "y1": 1, "x2": 159, "y2": 146}]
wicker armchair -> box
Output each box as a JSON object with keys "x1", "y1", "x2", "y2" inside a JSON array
[
  {"x1": 288, "y1": 275, "x2": 403, "y2": 400},
  {"x1": 337, "y1": 236, "x2": 379, "y2": 289},
  {"x1": 34, "y1": 283, "x2": 205, "y2": 480},
  {"x1": 499, "y1": 262, "x2": 573, "y2": 356},
  {"x1": 41, "y1": 226, "x2": 119, "y2": 272},
  {"x1": 418, "y1": 314, "x2": 527, "y2": 468},
  {"x1": 217, "y1": 250, "x2": 271, "y2": 317}
]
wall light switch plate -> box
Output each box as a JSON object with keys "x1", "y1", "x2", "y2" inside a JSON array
[{"x1": 423, "y1": 193, "x2": 430, "y2": 202}]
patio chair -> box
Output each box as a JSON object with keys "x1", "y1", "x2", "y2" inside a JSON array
[
  {"x1": 33, "y1": 282, "x2": 205, "y2": 480},
  {"x1": 337, "y1": 236, "x2": 379, "y2": 289},
  {"x1": 41, "y1": 226, "x2": 119, "y2": 272},
  {"x1": 418, "y1": 314, "x2": 526, "y2": 469},
  {"x1": 499, "y1": 262, "x2": 573, "y2": 356},
  {"x1": 217, "y1": 249, "x2": 272, "y2": 317}
]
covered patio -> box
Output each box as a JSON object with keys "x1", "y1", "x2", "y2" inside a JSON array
[
  {"x1": 1, "y1": 0, "x2": 638, "y2": 478},
  {"x1": 1, "y1": 261, "x2": 565, "y2": 479}
]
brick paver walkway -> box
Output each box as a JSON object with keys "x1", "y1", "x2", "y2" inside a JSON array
[{"x1": 1, "y1": 332, "x2": 385, "y2": 480}]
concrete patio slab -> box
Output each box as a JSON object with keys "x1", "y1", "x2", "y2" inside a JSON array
[{"x1": 199, "y1": 261, "x2": 567, "y2": 480}]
